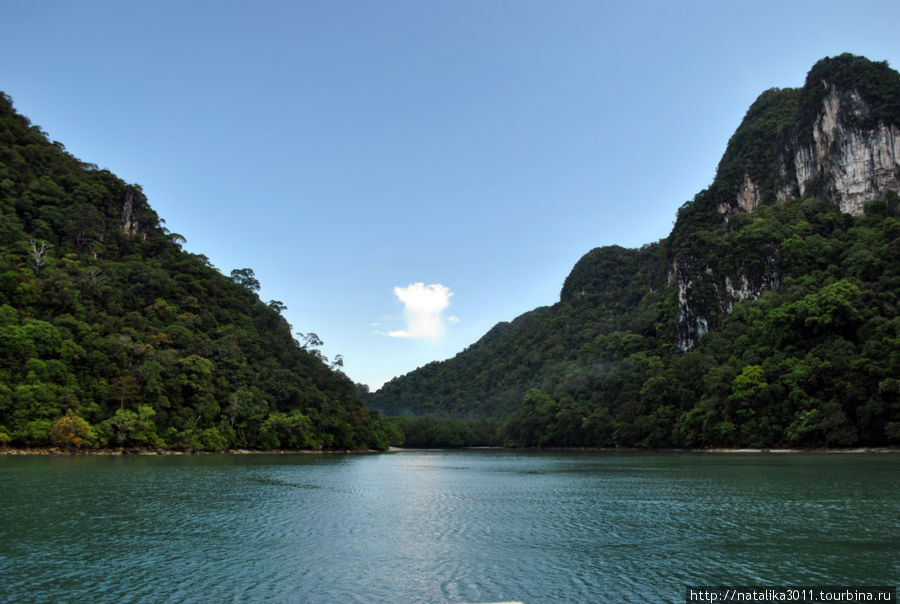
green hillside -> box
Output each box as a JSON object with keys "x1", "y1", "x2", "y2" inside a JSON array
[
  {"x1": 0, "y1": 92, "x2": 394, "y2": 451},
  {"x1": 369, "y1": 54, "x2": 900, "y2": 449}
]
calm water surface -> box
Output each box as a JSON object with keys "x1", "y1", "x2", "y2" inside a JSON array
[{"x1": 1, "y1": 451, "x2": 897, "y2": 603}]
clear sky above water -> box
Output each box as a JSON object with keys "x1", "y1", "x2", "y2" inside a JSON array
[{"x1": 2, "y1": 1, "x2": 899, "y2": 389}]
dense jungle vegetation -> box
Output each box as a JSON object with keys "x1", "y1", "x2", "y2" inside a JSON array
[
  {"x1": 372, "y1": 55, "x2": 900, "y2": 449},
  {"x1": 3, "y1": 54, "x2": 897, "y2": 453},
  {"x1": 0, "y1": 92, "x2": 396, "y2": 451}
]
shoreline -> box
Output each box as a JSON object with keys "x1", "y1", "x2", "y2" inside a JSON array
[
  {"x1": 1, "y1": 445, "x2": 896, "y2": 456},
  {"x1": 390, "y1": 445, "x2": 898, "y2": 454},
  {"x1": 0, "y1": 446, "x2": 383, "y2": 456},
  {"x1": 696, "y1": 447, "x2": 897, "y2": 454},
  {"x1": 531, "y1": 446, "x2": 898, "y2": 454}
]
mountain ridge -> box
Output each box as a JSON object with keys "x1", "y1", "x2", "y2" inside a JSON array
[
  {"x1": 0, "y1": 92, "x2": 395, "y2": 451},
  {"x1": 369, "y1": 54, "x2": 900, "y2": 449}
]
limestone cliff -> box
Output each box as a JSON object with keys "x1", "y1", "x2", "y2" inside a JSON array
[
  {"x1": 776, "y1": 86, "x2": 900, "y2": 215},
  {"x1": 672, "y1": 54, "x2": 900, "y2": 351}
]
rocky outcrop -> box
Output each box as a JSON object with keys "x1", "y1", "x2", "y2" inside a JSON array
[
  {"x1": 776, "y1": 87, "x2": 900, "y2": 215},
  {"x1": 669, "y1": 253, "x2": 780, "y2": 352},
  {"x1": 719, "y1": 173, "x2": 762, "y2": 218},
  {"x1": 669, "y1": 259, "x2": 709, "y2": 352},
  {"x1": 676, "y1": 57, "x2": 899, "y2": 351},
  {"x1": 120, "y1": 187, "x2": 148, "y2": 237}
]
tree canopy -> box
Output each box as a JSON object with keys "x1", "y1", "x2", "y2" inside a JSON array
[{"x1": 0, "y1": 92, "x2": 393, "y2": 451}]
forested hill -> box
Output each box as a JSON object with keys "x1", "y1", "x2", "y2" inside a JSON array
[
  {"x1": 369, "y1": 54, "x2": 900, "y2": 449},
  {"x1": 0, "y1": 92, "x2": 395, "y2": 451}
]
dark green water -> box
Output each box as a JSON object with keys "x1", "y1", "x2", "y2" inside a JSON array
[{"x1": 1, "y1": 451, "x2": 897, "y2": 603}]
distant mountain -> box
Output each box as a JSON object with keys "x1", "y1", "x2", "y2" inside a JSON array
[
  {"x1": 369, "y1": 54, "x2": 900, "y2": 449},
  {"x1": 0, "y1": 93, "x2": 394, "y2": 450}
]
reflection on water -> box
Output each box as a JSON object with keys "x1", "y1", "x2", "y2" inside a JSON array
[{"x1": 1, "y1": 451, "x2": 897, "y2": 603}]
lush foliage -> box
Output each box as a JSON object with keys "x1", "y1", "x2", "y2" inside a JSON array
[
  {"x1": 388, "y1": 416, "x2": 500, "y2": 448},
  {"x1": 369, "y1": 56, "x2": 900, "y2": 449},
  {"x1": 370, "y1": 244, "x2": 666, "y2": 420},
  {"x1": 0, "y1": 92, "x2": 394, "y2": 451},
  {"x1": 492, "y1": 196, "x2": 899, "y2": 448}
]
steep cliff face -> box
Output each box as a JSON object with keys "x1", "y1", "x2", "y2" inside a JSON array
[
  {"x1": 669, "y1": 247, "x2": 780, "y2": 352},
  {"x1": 776, "y1": 87, "x2": 900, "y2": 215},
  {"x1": 672, "y1": 55, "x2": 900, "y2": 351}
]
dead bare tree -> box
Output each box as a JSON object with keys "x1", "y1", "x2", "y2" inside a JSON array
[{"x1": 29, "y1": 238, "x2": 49, "y2": 276}]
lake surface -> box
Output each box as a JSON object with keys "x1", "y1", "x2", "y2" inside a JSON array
[{"x1": 1, "y1": 450, "x2": 897, "y2": 603}]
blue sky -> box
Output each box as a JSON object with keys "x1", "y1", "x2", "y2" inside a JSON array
[{"x1": 2, "y1": 1, "x2": 899, "y2": 389}]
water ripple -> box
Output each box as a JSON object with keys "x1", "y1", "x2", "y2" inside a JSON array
[{"x1": 1, "y1": 452, "x2": 897, "y2": 602}]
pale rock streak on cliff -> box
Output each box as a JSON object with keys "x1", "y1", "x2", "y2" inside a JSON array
[{"x1": 777, "y1": 87, "x2": 900, "y2": 216}]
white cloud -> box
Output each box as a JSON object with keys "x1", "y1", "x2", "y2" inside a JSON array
[
  {"x1": 387, "y1": 283, "x2": 454, "y2": 339},
  {"x1": 447, "y1": 315, "x2": 461, "y2": 324}
]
